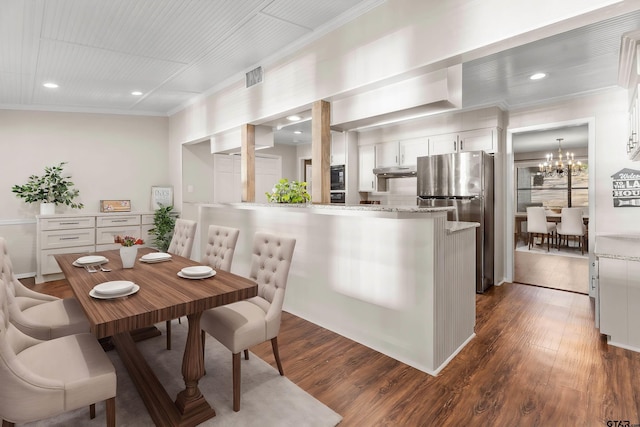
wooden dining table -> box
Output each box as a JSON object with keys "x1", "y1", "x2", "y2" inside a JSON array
[{"x1": 55, "y1": 248, "x2": 257, "y2": 427}]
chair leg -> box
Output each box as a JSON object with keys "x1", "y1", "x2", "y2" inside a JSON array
[
  {"x1": 546, "y1": 233, "x2": 550, "y2": 252},
  {"x1": 106, "y1": 396, "x2": 116, "y2": 427},
  {"x1": 90, "y1": 403, "x2": 96, "y2": 419},
  {"x1": 166, "y1": 320, "x2": 172, "y2": 350},
  {"x1": 244, "y1": 349, "x2": 249, "y2": 360},
  {"x1": 271, "y1": 337, "x2": 284, "y2": 376},
  {"x1": 201, "y1": 330, "x2": 206, "y2": 361},
  {"x1": 233, "y1": 352, "x2": 241, "y2": 412}
]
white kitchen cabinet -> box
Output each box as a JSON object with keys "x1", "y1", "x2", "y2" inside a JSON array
[
  {"x1": 213, "y1": 154, "x2": 281, "y2": 203},
  {"x1": 400, "y1": 137, "x2": 429, "y2": 165},
  {"x1": 331, "y1": 131, "x2": 346, "y2": 165},
  {"x1": 375, "y1": 141, "x2": 399, "y2": 167},
  {"x1": 428, "y1": 128, "x2": 496, "y2": 155},
  {"x1": 599, "y1": 257, "x2": 640, "y2": 350},
  {"x1": 358, "y1": 145, "x2": 376, "y2": 192}
]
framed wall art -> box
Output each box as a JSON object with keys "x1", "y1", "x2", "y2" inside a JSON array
[
  {"x1": 151, "y1": 186, "x2": 173, "y2": 210},
  {"x1": 100, "y1": 200, "x2": 131, "y2": 212}
]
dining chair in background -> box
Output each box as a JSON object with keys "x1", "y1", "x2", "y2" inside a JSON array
[
  {"x1": 526, "y1": 207, "x2": 556, "y2": 252},
  {"x1": 200, "y1": 231, "x2": 296, "y2": 411},
  {"x1": 556, "y1": 207, "x2": 587, "y2": 254},
  {"x1": 0, "y1": 278, "x2": 117, "y2": 427},
  {"x1": 202, "y1": 225, "x2": 240, "y2": 271},
  {"x1": 165, "y1": 219, "x2": 198, "y2": 350},
  {"x1": 0, "y1": 237, "x2": 89, "y2": 340}
]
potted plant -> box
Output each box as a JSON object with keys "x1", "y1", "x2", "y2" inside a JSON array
[
  {"x1": 148, "y1": 204, "x2": 177, "y2": 252},
  {"x1": 11, "y1": 162, "x2": 84, "y2": 215},
  {"x1": 265, "y1": 178, "x2": 311, "y2": 203}
]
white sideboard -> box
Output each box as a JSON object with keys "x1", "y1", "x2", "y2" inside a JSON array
[{"x1": 36, "y1": 212, "x2": 156, "y2": 283}]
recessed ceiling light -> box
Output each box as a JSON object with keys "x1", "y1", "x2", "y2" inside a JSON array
[
  {"x1": 287, "y1": 115, "x2": 301, "y2": 121},
  {"x1": 131, "y1": 91, "x2": 143, "y2": 96},
  {"x1": 43, "y1": 82, "x2": 59, "y2": 89},
  {"x1": 530, "y1": 73, "x2": 547, "y2": 80},
  {"x1": 293, "y1": 130, "x2": 302, "y2": 134}
]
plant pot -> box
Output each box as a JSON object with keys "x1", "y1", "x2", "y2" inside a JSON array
[
  {"x1": 40, "y1": 202, "x2": 56, "y2": 215},
  {"x1": 120, "y1": 246, "x2": 138, "y2": 269}
]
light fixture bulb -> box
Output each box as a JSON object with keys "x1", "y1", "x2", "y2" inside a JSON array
[
  {"x1": 43, "y1": 82, "x2": 59, "y2": 89},
  {"x1": 293, "y1": 130, "x2": 302, "y2": 134},
  {"x1": 131, "y1": 91, "x2": 143, "y2": 96},
  {"x1": 530, "y1": 73, "x2": 547, "y2": 80},
  {"x1": 286, "y1": 115, "x2": 301, "y2": 121}
]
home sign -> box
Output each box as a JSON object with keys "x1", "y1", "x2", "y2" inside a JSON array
[{"x1": 611, "y1": 168, "x2": 640, "y2": 207}]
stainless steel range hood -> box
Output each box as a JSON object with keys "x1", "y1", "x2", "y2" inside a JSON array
[{"x1": 373, "y1": 165, "x2": 417, "y2": 177}]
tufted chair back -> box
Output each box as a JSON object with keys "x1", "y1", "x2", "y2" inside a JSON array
[
  {"x1": 202, "y1": 225, "x2": 240, "y2": 271},
  {"x1": 167, "y1": 219, "x2": 197, "y2": 258}
]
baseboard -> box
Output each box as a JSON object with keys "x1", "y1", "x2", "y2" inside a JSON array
[
  {"x1": 607, "y1": 337, "x2": 640, "y2": 353},
  {"x1": 15, "y1": 272, "x2": 36, "y2": 280},
  {"x1": 432, "y1": 333, "x2": 477, "y2": 376}
]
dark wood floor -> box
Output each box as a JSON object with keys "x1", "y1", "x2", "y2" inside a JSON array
[{"x1": 29, "y1": 279, "x2": 640, "y2": 426}]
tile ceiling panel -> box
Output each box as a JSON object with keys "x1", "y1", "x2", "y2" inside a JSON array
[
  {"x1": 40, "y1": 0, "x2": 265, "y2": 64},
  {"x1": 262, "y1": 0, "x2": 367, "y2": 30},
  {"x1": 165, "y1": 13, "x2": 310, "y2": 93}
]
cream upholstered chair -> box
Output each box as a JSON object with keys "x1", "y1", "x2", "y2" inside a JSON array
[
  {"x1": 0, "y1": 237, "x2": 89, "y2": 340},
  {"x1": 527, "y1": 207, "x2": 556, "y2": 252},
  {"x1": 0, "y1": 279, "x2": 117, "y2": 426},
  {"x1": 165, "y1": 219, "x2": 198, "y2": 349},
  {"x1": 167, "y1": 219, "x2": 197, "y2": 258},
  {"x1": 202, "y1": 225, "x2": 240, "y2": 271},
  {"x1": 556, "y1": 207, "x2": 587, "y2": 254},
  {"x1": 201, "y1": 232, "x2": 296, "y2": 412}
]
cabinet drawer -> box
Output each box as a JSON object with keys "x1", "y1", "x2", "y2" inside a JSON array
[
  {"x1": 96, "y1": 215, "x2": 140, "y2": 227},
  {"x1": 141, "y1": 224, "x2": 154, "y2": 245},
  {"x1": 141, "y1": 214, "x2": 155, "y2": 225},
  {"x1": 41, "y1": 229, "x2": 95, "y2": 250},
  {"x1": 40, "y1": 216, "x2": 95, "y2": 231},
  {"x1": 96, "y1": 226, "x2": 142, "y2": 245},
  {"x1": 41, "y1": 245, "x2": 95, "y2": 275}
]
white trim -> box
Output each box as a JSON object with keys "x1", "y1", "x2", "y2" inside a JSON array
[
  {"x1": 0, "y1": 218, "x2": 37, "y2": 226},
  {"x1": 15, "y1": 272, "x2": 36, "y2": 280},
  {"x1": 607, "y1": 337, "x2": 640, "y2": 353}
]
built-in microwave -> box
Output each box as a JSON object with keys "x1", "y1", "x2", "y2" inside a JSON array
[
  {"x1": 330, "y1": 165, "x2": 345, "y2": 191},
  {"x1": 330, "y1": 191, "x2": 346, "y2": 204}
]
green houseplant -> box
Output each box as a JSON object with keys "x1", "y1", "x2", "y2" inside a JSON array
[
  {"x1": 11, "y1": 162, "x2": 84, "y2": 214},
  {"x1": 265, "y1": 178, "x2": 311, "y2": 203},
  {"x1": 148, "y1": 205, "x2": 177, "y2": 252}
]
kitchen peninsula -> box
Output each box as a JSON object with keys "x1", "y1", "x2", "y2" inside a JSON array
[{"x1": 198, "y1": 203, "x2": 478, "y2": 374}]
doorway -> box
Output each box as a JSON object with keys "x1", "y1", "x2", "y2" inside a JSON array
[{"x1": 507, "y1": 121, "x2": 594, "y2": 295}]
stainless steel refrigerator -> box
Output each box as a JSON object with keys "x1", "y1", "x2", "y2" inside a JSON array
[{"x1": 417, "y1": 151, "x2": 494, "y2": 293}]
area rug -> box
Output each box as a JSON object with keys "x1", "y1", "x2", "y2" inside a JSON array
[{"x1": 24, "y1": 322, "x2": 342, "y2": 427}]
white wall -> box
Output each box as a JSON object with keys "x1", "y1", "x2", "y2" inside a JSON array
[{"x1": 0, "y1": 110, "x2": 169, "y2": 274}]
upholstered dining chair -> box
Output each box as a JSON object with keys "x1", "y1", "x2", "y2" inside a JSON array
[
  {"x1": 200, "y1": 231, "x2": 296, "y2": 412},
  {"x1": 202, "y1": 225, "x2": 240, "y2": 271},
  {"x1": 0, "y1": 237, "x2": 89, "y2": 340},
  {"x1": 556, "y1": 207, "x2": 587, "y2": 254},
  {"x1": 0, "y1": 278, "x2": 117, "y2": 427},
  {"x1": 165, "y1": 219, "x2": 198, "y2": 349},
  {"x1": 527, "y1": 207, "x2": 556, "y2": 252}
]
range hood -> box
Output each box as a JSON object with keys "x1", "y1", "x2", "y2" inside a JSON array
[{"x1": 373, "y1": 165, "x2": 417, "y2": 177}]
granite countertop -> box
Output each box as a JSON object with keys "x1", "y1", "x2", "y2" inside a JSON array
[
  {"x1": 446, "y1": 221, "x2": 480, "y2": 233},
  {"x1": 205, "y1": 202, "x2": 454, "y2": 213},
  {"x1": 595, "y1": 234, "x2": 640, "y2": 261}
]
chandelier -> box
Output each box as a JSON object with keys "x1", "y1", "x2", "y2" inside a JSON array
[{"x1": 538, "y1": 138, "x2": 583, "y2": 177}]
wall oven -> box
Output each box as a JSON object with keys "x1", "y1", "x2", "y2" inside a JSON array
[
  {"x1": 330, "y1": 165, "x2": 345, "y2": 191},
  {"x1": 330, "y1": 192, "x2": 346, "y2": 204}
]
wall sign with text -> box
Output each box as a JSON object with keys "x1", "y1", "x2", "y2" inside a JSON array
[
  {"x1": 151, "y1": 186, "x2": 173, "y2": 210},
  {"x1": 611, "y1": 168, "x2": 640, "y2": 207}
]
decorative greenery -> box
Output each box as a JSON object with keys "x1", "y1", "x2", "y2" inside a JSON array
[
  {"x1": 265, "y1": 178, "x2": 311, "y2": 204},
  {"x1": 11, "y1": 162, "x2": 84, "y2": 209},
  {"x1": 148, "y1": 204, "x2": 177, "y2": 252},
  {"x1": 114, "y1": 236, "x2": 144, "y2": 247}
]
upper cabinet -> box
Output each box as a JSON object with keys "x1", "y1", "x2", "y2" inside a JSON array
[
  {"x1": 428, "y1": 128, "x2": 496, "y2": 155},
  {"x1": 331, "y1": 131, "x2": 346, "y2": 165},
  {"x1": 358, "y1": 145, "x2": 376, "y2": 192},
  {"x1": 627, "y1": 84, "x2": 640, "y2": 161},
  {"x1": 375, "y1": 138, "x2": 429, "y2": 167}
]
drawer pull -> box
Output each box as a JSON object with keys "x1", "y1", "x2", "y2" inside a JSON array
[
  {"x1": 59, "y1": 222, "x2": 80, "y2": 225},
  {"x1": 59, "y1": 236, "x2": 80, "y2": 241},
  {"x1": 110, "y1": 219, "x2": 129, "y2": 223}
]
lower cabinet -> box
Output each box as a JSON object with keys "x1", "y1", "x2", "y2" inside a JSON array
[
  {"x1": 36, "y1": 212, "x2": 157, "y2": 283},
  {"x1": 599, "y1": 257, "x2": 640, "y2": 349}
]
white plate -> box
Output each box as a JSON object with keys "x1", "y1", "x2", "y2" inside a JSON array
[
  {"x1": 90, "y1": 284, "x2": 140, "y2": 299},
  {"x1": 181, "y1": 266, "x2": 214, "y2": 277},
  {"x1": 75, "y1": 255, "x2": 108, "y2": 265},
  {"x1": 178, "y1": 271, "x2": 216, "y2": 280},
  {"x1": 93, "y1": 280, "x2": 135, "y2": 296},
  {"x1": 140, "y1": 252, "x2": 172, "y2": 261},
  {"x1": 139, "y1": 257, "x2": 172, "y2": 264}
]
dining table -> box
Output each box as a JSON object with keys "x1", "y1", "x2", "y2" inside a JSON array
[
  {"x1": 514, "y1": 211, "x2": 589, "y2": 246},
  {"x1": 55, "y1": 247, "x2": 258, "y2": 427}
]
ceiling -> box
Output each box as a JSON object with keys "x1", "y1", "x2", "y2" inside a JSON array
[{"x1": 1, "y1": 1, "x2": 639, "y2": 141}]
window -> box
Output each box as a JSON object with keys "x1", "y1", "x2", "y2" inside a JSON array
[{"x1": 516, "y1": 161, "x2": 588, "y2": 213}]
